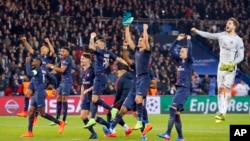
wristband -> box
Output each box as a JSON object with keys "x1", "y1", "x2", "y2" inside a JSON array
[{"x1": 123, "y1": 45, "x2": 128, "y2": 49}]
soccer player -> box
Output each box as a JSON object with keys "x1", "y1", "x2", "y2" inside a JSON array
[
  {"x1": 21, "y1": 57, "x2": 65, "y2": 137},
  {"x1": 79, "y1": 53, "x2": 97, "y2": 139},
  {"x1": 157, "y1": 34, "x2": 193, "y2": 141},
  {"x1": 131, "y1": 68, "x2": 156, "y2": 140},
  {"x1": 103, "y1": 39, "x2": 152, "y2": 140},
  {"x1": 102, "y1": 42, "x2": 137, "y2": 137},
  {"x1": 46, "y1": 47, "x2": 73, "y2": 125},
  {"x1": 80, "y1": 52, "x2": 115, "y2": 137},
  {"x1": 105, "y1": 62, "x2": 133, "y2": 137},
  {"x1": 84, "y1": 32, "x2": 128, "y2": 128},
  {"x1": 141, "y1": 68, "x2": 156, "y2": 132},
  {"x1": 191, "y1": 17, "x2": 244, "y2": 123},
  {"x1": 17, "y1": 37, "x2": 55, "y2": 126},
  {"x1": 125, "y1": 23, "x2": 152, "y2": 130}
]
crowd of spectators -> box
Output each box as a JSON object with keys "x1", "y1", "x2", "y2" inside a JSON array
[{"x1": 0, "y1": 0, "x2": 249, "y2": 96}]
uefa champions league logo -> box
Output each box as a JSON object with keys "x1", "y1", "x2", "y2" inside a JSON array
[
  {"x1": 5, "y1": 100, "x2": 19, "y2": 114},
  {"x1": 146, "y1": 97, "x2": 160, "y2": 114}
]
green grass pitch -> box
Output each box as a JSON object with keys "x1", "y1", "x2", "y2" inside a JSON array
[{"x1": 0, "y1": 114, "x2": 249, "y2": 141}]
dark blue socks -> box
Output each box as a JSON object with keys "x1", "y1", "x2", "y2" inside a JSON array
[{"x1": 62, "y1": 102, "x2": 68, "y2": 121}]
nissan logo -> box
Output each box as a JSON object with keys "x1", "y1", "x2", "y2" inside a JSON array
[{"x1": 5, "y1": 100, "x2": 19, "y2": 114}]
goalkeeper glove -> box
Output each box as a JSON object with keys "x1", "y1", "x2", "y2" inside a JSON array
[
  {"x1": 219, "y1": 62, "x2": 235, "y2": 72},
  {"x1": 122, "y1": 12, "x2": 134, "y2": 26},
  {"x1": 219, "y1": 63, "x2": 228, "y2": 71},
  {"x1": 226, "y1": 62, "x2": 235, "y2": 72}
]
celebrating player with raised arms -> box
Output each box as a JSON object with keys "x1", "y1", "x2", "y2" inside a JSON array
[
  {"x1": 21, "y1": 57, "x2": 65, "y2": 137},
  {"x1": 191, "y1": 17, "x2": 244, "y2": 123},
  {"x1": 84, "y1": 32, "x2": 128, "y2": 128},
  {"x1": 125, "y1": 23, "x2": 152, "y2": 130},
  {"x1": 17, "y1": 37, "x2": 55, "y2": 126},
  {"x1": 157, "y1": 34, "x2": 193, "y2": 141}
]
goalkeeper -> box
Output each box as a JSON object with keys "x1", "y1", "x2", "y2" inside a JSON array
[{"x1": 191, "y1": 17, "x2": 244, "y2": 123}]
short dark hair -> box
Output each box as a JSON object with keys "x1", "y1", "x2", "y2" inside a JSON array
[
  {"x1": 62, "y1": 47, "x2": 70, "y2": 52},
  {"x1": 228, "y1": 17, "x2": 239, "y2": 30},
  {"x1": 95, "y1": 36, "x2": 106, "y2": 43},
  {"x1": 35, "y1": 58, "x2": 42, "y2": 66},
  {"x1": 182, "y1": 45, "x2": 188, "y2": 49},
  {"x1": 98, "y1": 39, "x2": 106, "y2": 43},
  {"x1": 82, "y1": 53, "x2": 92, "y2": 60}
]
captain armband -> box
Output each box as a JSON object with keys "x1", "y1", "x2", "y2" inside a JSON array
[{"x1": 32, "y1": 70, "x2": 38, "y2": 76}]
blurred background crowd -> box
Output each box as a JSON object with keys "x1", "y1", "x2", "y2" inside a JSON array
[{"x1": 0, "y1": 0, "x2": 249, "y2": 97}]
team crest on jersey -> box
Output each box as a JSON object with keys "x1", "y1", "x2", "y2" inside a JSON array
[
  {"x1": 230, "y1": 41, "x2": 233, "y2": 44},
  {"x1": 87, "y1": 73, "x2": 89, "y2": 77},
  {"x1": 177, "y1": 66, "x2": 184, "y2": 71}
]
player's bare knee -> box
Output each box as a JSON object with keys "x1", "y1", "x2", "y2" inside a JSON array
[
  {"x1": 92, "y1": 95, "x2": 98, "y2": 103},
  {"x1": 40, "y1": 112, "x2": 46, "y2": 117},
  {"x1": 135, "y1": 95, "x2": 143, "y2": 104},
  {"x1": 176, "y1": 110, "x2": 181, "y2": 115},
  {"x1": 80, "y1": 114, "x2": 87, "y2": 120},
  {"x1": 218, "y1": 87, "x2": 224, "y2": 94},
  {"x1": 225, "y1": 87, "x2": 232, "y2": 92},
  {"x1": 40, "y1": 113, "x2": 46, "y2": 117},
  {"x1": 119, "y1": 106, "x2": 127, "y2": 116},
  {"x1": 62, "y1": 96, "x2": 68, "y2": 102},
  {"x1": 28, "y1": 110, "x2": 34, "y2": 116},
  {"x1": 25, "y1": 89, "x2": 33, "y2": 95},
  {"x1": 28, "y1": 107, "x2": 36, "y2": 115},
  {"x1": 57, "y1": 95, "x2": 62, "y2": 101}
]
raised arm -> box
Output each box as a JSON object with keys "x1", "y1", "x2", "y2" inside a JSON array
[
  {"x1": 191, "y1": 27, "x2": 220, "y2": 40},
  {"x1": 125, "y1": 26, "x2": 136, "y2": 50},
  {"x1": 122, "y1": 40, "x2": 134, "y2": 66},
  {"x1": 116, "y1": 57, "x2": 129, "y2": 66},
  {"x1": 143, "y1": 24, "x2": 150, "y2": 51},
  {"x1": 88, "y1": 32, "x2": 96, "y2": 51},
  {"x1": 169, "y1": 34, "x2": 186, "y2": 60},
  {"x1": 21, "y1": 37, "x2": 34, "y2": 54},
  {"x1": 25, "y1": 57, "x2": 35, "y2": 77},
  {"x1": 44, "y1": 38, "x2": 55, "y2": 57},
  {"x1": 109, "y1": 51, "x2": 129, "y2": 66},
  {"x1": 186, "y1": 35, "x2": 193, "y2": 60},
  {"x1": 234, "y1": 38, "x2": 244, "y2": 64}
]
